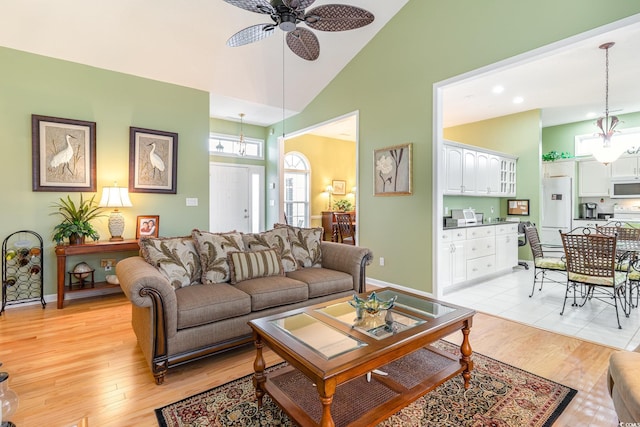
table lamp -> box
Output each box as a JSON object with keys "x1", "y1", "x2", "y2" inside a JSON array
[{"x1": 99, "y1": 183, "x2": 133, "y2": 241}]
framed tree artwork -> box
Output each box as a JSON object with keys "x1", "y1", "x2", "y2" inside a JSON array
[
  {"x1": 31, "y1": 115, "x2": 97, "y2": 192},
  {"x1": 374, "y1": 143, "x2": 413, "y2": 196},
  {"x1": 129, "y1": 127, "x2": 178, "y2": 194}
]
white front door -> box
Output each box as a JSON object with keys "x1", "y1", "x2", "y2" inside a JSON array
[{"x1": 209, "y1": 163, "x2": 264, "y2": 233}]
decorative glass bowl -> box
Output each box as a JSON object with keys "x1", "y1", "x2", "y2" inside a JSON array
[{"x1": 348, "y1": 292, "x2": 397, "y2": 316}]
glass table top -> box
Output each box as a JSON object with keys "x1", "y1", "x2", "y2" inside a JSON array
[
  {"x1": 268, "y1": 290, "x2": 460, "y2": 359},
  {"x1": 271, "y1": 312, "x2": 366, "y2": 359},
  {"x1": 316, "y1": 301, "x2": 426, "y2": 340}
]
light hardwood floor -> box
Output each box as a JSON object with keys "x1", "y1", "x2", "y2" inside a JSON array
[{"x1": 0, "y1": 293, "x2": 622, "y2": 426}]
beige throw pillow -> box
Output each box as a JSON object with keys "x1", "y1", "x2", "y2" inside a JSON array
[
  {"x1": 274, "y1": 224, "x2": 322, "y2": 268},
  {"x1": 192, "y1": 229, "x2": 245, "y2": 284},
  {"x1": 227, "y1": 249, "x2": 284, "y2": 284},
  {"x1": 242, "y1": 228, "x2": 296, "y2": 273},
  {"x1": 139, "y1": 236, "x2": 202, "y2": 290}
]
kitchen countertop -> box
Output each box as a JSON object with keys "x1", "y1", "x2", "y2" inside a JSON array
[{"x1": 444, "y1": 220, "x2": 516, "y2": 230}]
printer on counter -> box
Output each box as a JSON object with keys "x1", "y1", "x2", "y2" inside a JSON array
[{"x1": 445, "y1": 209, "x2": 477, "y2": 227}]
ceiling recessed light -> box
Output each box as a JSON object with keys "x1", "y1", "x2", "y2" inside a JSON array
[
  {"x1": 492, "y1": 85, "x2": 504, "y2": 94},
  {"x1": 513, "y1": 96, "x2": 524, "y2": 104}
]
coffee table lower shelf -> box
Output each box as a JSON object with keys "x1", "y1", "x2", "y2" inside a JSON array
[{"x1": 262, "y1": 345, "x2": 466, "y2": 427}]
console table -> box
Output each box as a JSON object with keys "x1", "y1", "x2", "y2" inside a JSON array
[{"x1": 55, "y1": 239, "x2": 139, "y2": 309}]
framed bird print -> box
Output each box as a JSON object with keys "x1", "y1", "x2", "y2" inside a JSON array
[
  {"x1": 31, "y1": 114, "x2": 97, "y2": 192},
  {"x1": 129, "y1": 127, "x2": 178, "y2": 194}
]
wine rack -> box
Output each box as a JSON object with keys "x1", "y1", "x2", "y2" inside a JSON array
[{"x1": 2, "y1": 230, "x2": 45, "y2": 314}]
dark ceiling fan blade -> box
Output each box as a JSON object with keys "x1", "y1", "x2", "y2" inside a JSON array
[
  {"x1": 304, "y1": 5, "x2": 374, "y2": 32},
  {"x1": 282, "y1": 0, "x2": 316, "y2": 12},
  {"x1": 227, "y1": 23, "x2": 276, "y2": 47},
  {"x1": 223, "y1": 0, "x2": 275, "y2": 15},
  {"x1": 286, "y1": 27, "x2": 319, "y2": 61}
]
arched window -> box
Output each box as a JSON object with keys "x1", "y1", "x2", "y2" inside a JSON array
[{"x1": 284, "y1": 152, "x2": 310, "y2": 227}]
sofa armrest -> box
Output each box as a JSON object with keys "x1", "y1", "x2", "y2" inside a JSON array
[
  {"x1": 320, "y1": 241, "x2": 373, "y2": 292},
  {"x1": 116, "y1": 256, "x2": 178, "y2": 337},
  {"x1": 608, "y1": 350, "x2": 640, "y2": 422}
]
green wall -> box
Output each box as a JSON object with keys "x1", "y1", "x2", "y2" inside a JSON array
[
  {"x1": 285, "y1": 135, "x2": 356, "y2": 226},
  {"x1": 0, "y1": 46, "x2": 210, "y2": 297},
  {"x1": 266, "y1": 1, "x2": 640, "y2": 293}
]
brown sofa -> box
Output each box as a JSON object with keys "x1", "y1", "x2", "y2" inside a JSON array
[
  {"x1": 608, "y1": 344, "x2": 640, "y2": 422},
  {"x1": 117, "y1": 227, "x2": 372, "y2": 384}
]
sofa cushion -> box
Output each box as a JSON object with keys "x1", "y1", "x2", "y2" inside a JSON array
[
  {"x1": 192, "y1": 229, "x2": 245, "y2": 284},
  {"x1": 228, "y1": 249, "x2": 284, "y2": 284},
  {"x1": 286, "y1": 267, "x2": 354, "y2": 298},
  {"x1": 242, "y1": 228, "x2": 297, "y2": 272},
  {"x1": 234, "y1": 276, "x2": 308, "y2": 311},
  {"x1": 139, "y1": 236, "x2": 202, "y2": 290},
  {"x1": 175, "y1": 283, "x2": 252, "y2": 329},
  {"x1": 275, "y1": 224, "x2": 322, "y2": 269}
]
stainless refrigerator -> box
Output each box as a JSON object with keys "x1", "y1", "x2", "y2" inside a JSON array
[{"x1": 541, "y1": 177, "x2": 572, "y2": 245}]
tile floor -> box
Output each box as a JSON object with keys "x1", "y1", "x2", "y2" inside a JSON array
[{"x1": 440, "y1": 262, "x2": 640, "y2": 350}]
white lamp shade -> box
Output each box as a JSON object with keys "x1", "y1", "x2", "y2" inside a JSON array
[
  {"x1": 99, "y1": 186, "x2": 133, "y2": 208},
  {"x1": 592, "y1": 143, "x2": 626, "y2": 165}
]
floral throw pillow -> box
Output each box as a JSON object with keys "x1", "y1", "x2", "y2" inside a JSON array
[
  {"x1": 192, "y1": 229, "x2": 245, "y2": 284},
  {"x1": 139, "y1": 236, "x2": 202, "y2": 290},
  {"x1": 242, "y1": 228, "x2": 296, "y2": 273},
  {"x1": 274, "y1": 224, "x2": 322, "y2": 268}
]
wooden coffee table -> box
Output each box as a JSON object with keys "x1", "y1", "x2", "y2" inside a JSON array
[{"x1": 249, "y1": 287, "x2": 475, "y2": 427}]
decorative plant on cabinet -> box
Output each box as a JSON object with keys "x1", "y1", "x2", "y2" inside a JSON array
[{"x1": 51, "y1": 194, "x2": 104, "y2": 245}]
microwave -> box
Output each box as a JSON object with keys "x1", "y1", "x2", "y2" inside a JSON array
[{"x1": 611, "y1": 179, "x2": 640, "y2": 198}]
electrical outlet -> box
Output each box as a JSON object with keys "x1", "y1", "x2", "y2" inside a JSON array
[{"x1": 379, "y1": 257, "x2": 385, "y2": 266}]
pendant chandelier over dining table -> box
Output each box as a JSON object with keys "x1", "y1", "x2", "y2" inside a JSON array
[{"x1": 592, "y1": 42, "x2": 624, "y2": 165}]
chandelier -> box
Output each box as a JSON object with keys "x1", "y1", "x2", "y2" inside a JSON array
[
  {"x1": 592, "y1": 42, "x2": 623, "y2": 165},
  {"x1": 237, "y1": 113, "x2": 246, "y2": 156}
]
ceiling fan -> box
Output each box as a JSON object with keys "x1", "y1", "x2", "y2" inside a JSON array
[{"x1": 224, "y1": 0, "x2": 375, "y2": 61}]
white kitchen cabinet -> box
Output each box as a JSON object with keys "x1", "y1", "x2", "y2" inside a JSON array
[
  {"x1": 495, "y1": 223, "x2": 518, "y2": 271},
  {"x1": 443, "y1": 141, "x2": 517, "y2": 197},
  {"x1": 443, "y1": 145, "x2": 477, "y2": 195},
  {"x1": 572, "y1": 219, "x2": 601, "y2": 229},
  {"x1": 579, "y1": 160, "x2": 610, "y2": 197},
  {"x1": 499, "y1": 157, "x2": 517, "y2": 197},
  {"x1": 440, "y1": 229, "x2": 467, "y2": 288},
  {"x1": 611, "y1": 155, "x2": 640, "y2": 179},
  {"x1": 477, "y1": 152, "x2": 502, "y2": 195},
  {"x1": 462, "y1": 149, "x2": 477, "y2": 194},
  {"x1": 441, "y1": 223, "x2": 519, "y2": 288},
  {"x1": 465, "y1": 227, "x2": 496, "y2": 280},
  {"x1": 443, "y1": 145, "x2": 464, "y2": 194}
]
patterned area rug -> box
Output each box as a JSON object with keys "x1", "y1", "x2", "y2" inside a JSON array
[{"x1": 155, "y1": 341, "x2": 576, "y2": 427}]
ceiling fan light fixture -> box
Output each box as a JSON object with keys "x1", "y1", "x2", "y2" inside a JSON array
[{"x1": 279, "y1": 13, "x2": 297, "y2": 31}]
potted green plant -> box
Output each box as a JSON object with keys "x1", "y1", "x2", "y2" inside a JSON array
[
  {"x1": 51, "y1": 194, "x2": 105, "y2": 245},
  {"x1": 333, "y1": 199, "x2": 353, "y2": 212}
]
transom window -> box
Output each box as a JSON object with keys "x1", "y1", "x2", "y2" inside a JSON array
[
  {"x1": 575, "y1": 126, "x2": 640, "y2": 157},
  {"x1": 284, "y1": 152, "x2": 310, "y2": 228},
  {"x1": 209, "y1": 133, "x2": 264, "y2": 159}
]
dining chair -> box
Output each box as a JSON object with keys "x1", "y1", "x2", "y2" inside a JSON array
[
  {"x1": 616, "y1": 227, "x2": 640, "y2": 308},
  {"x1": 524, "y1": 225, "x2": 566, "y2": 297},
  {"x1": 334, "y1": 212, "x2": 355, "y2": 245},
  {"x1": 560, "y1": 231, "x2": 629, "y2": 329}
]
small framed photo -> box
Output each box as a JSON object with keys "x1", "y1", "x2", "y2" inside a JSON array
[
  {"x1": 136, "y1": 215, "x2": 160, "y2": 239},
  {"x1": 31, "y1": 114, "x2": 97, "y2": 192},
  {"x1": 374, "y1": 143, "x2": 412, "y2": 196},
  {"x1": 508, "y1": 199, "x2": 530, "y2": 216},
  {"x1": 332, "y1": 180, "x2": 346, "y2": 195},
  {"x1": 129, "y1": 127, "x2": 178, "y2": 194}
]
